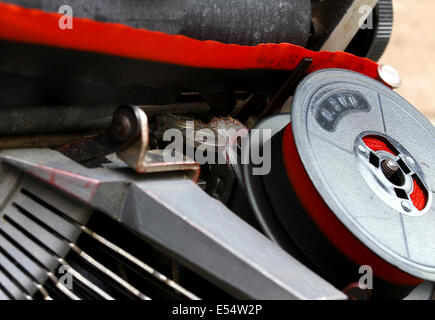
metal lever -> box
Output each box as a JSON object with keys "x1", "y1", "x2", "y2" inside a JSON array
[{"x1": 57, "y1": 105, "x2": 200, "y2": 180}]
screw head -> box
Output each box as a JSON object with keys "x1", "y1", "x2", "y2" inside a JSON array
[
  {"x1": 401, "y1": 200, "x2": 413, "y2": 213},
  {"x1": 382, "y1": 159, "x2": 399, "y2": 178},
  {"x1": 405, "y1": 156, "x2": 415, "y2": 168},
  {"x1": 378, "y1": 64, "x2": 402, "y2": 89},
  {"x1": 357, "y1": 144, "x2": 369, "y2": 155},
  {"x1": 111, "y1": 114, "x2": 132, "y2": 141}
]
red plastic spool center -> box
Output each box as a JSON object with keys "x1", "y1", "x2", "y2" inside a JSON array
[{"x1": 362, "y1": 136, "x2": 428, "y2": 211}]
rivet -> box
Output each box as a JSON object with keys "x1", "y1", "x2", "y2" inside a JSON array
[
  {"x1": 401, "y1": 201, "x2": 413, "y2": 213},
  {"x1": 378, "y1": 64, "x2": 402, "y2": 89}
]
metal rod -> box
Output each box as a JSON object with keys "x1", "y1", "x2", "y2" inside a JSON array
[{"x1": 78, "y1": 225, "x2": 200, "y2": 300}]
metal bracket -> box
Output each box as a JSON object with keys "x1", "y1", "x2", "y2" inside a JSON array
[
  {"x1": 117, "y1": 107, "x2": 200, "y2": 181},
  {"x1": 56, "y1": 105, "x2": 200, "y2": 181}
]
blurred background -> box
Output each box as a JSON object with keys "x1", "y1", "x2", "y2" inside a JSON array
[{"x1": 380, "y1": 0, "x2": 435, "y2": 124}]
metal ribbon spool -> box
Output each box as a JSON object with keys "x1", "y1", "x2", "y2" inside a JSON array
[{"x1": 243, "y1": 69, "x2": 435, "y2": 299}]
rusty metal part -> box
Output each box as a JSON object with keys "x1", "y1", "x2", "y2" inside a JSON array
[
  {"x1": 119, "y1": 149, "x2": 200, "y2": 182},
  {"x1": 53, "y1": 105, "x2": 200, "y2": 180},
  {"x1": 117, "y1": 109, "x2": 200, "y2": 181},
  {"x1": 56, "y1": 105, "x2": 141, "y2": 163}
]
